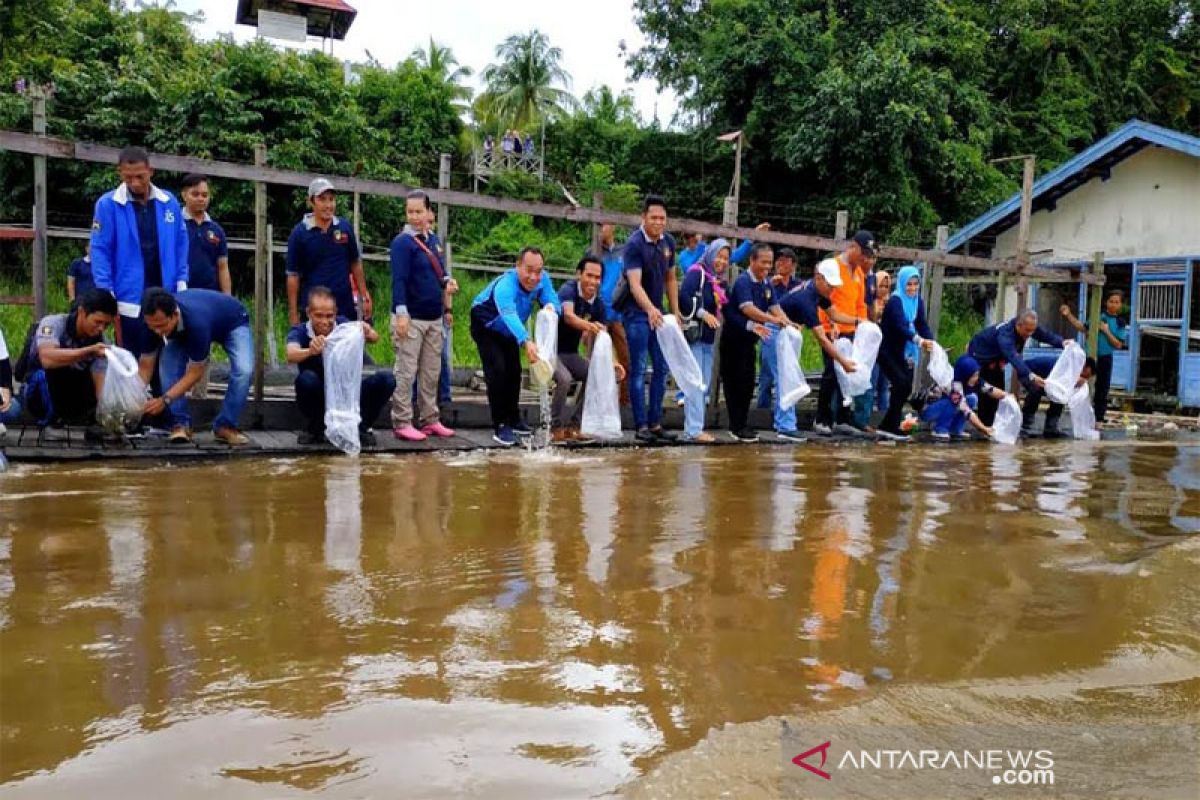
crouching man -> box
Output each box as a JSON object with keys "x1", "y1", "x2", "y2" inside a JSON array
[
  {"x1": 139, "y1": 287, "x2": 253, "y2": 445},
  {"x1": 22, "y1": 289, "x2": 117, "y2": 430},
  {"x1": 288, "y1": 286, "x2": 395, "y2": 447}
]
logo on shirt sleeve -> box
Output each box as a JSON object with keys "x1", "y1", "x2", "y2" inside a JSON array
[
  {"x1": 91, "y1": 220, "x2": 101, "y2": 232},
  {"x1": 333, "y1": 229, "x2": 348, "y2": 244},
  {"x1": 164, "y1": 210, "x2": 176, "y2": 224},
  {"x1": 205, "y1": 230, "x2": 221, "y2": 245},
  {"x1": 41, "y1": 325, "x2": 54, "y2": 336}
]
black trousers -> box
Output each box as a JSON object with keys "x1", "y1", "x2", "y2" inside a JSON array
[
  {"x1": 977, "y1": 362, "x2": 1006, "y2": 425},
  {"x1": 876, "y1": 352, "x2": 913, "y2": 434},
  {"x1": 470, "y1": 311, "x2": 522, "y2": 429},
  {"x1": 720, "y1": 331, "x2": 758, "y2": 432},
  {"x1": 1094, "y1": 353, "x2": 1113, "y2": 423},
  {"x1": 817, "y1": 333, "x2": 854, "y2": 427},
  {"x1": 27, "y1": 367, "x2": 97, "y2": 424}
]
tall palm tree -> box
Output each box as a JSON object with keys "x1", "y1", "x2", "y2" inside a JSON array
[
  {"x1": 412, "y1": 37, "x2": 473, "y2": 109},
  {"x1": 478, "y1": 30, "x2": 577, "y2": 130}
]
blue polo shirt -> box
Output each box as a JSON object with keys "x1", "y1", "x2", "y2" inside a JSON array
[
  {"x1": 470, "y1": 269, "x2": 562, "y2": 344},
  {"x1": 68, "y1": 257, "x2": 95, "y2": 296},
  {"x1": 285, "y1": 214, "x2": 360, "y2": 320},
  {"x1": 557, "y1": 280, "x2": 607, "y2": 354},
  {"x1": 158, "y1": 289, "x2": 250, "y2": 364},
  {"x1": 779, "y1": 282, "x2": 831, "y2": 329},
  {"x1": 725, "y1": 271, "x2": 776, "y2": 341},
  {"x1": 286, "y1": 315, "x2": 349, "y2": 377},
  {"x1": 133, "y1": 198, "x2": 163, "y2": 289},
  {"x1": 620, "y1": 227, "x2": 676, "y2": 323},
  {"x1": 185, "y1": 214, "x2": 228, "y2": 291}
]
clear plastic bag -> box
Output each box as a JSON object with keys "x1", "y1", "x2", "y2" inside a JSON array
[
  {"x1": 657, "y1": 315, "x2": 705, "y2": 396},
  {"x1": 992, "y1": 395, "x2": 1023, "y2": 445},
  {"x1": 322, "y1": 322, "x2": 364, "y2": 455},
  {"x1": 580, "y1": 331, "x2": 623, "y2": 439},
  {"x1": 97, "y1": 345, "x2": 146, "y2": 433},
  {"x1": 927, "y1": 342, "x2": 953, "y2": 390},
  {"x1": 1068, "y1": 382, "x2": 1100, "y2": 440},
  {"x1": 834, "y1": 321, "x2": 882, "y2": 400},
  {"x1": 776, "y1": 326, "x2": 811, "y2": 409},
  {"x1": 531, "y1": 306, "x2": 559, "y2": 389},
  {"x1": 1044, "y1": 343, "x2": 1085, "y2": 404}
]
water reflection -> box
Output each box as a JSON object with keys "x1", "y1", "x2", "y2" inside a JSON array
[{"x1": 0, "y1": 443, "x2": 1197, "y2": 797}]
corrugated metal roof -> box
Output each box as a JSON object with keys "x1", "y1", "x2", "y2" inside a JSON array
[{"x1": 235, "y1": 0, "x2": 358, "y2": 39}]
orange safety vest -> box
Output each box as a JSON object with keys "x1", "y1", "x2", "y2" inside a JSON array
[{"x1": 819, "y1": 256, "x2": 867, "y2": 335}]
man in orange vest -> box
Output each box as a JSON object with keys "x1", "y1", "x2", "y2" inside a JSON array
[{"x1": 814, "y1": 230, "x2": 875, "y2": 435}]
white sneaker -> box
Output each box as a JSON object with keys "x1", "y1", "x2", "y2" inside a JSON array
[
  {"x1": 932, "y1": 431, "x2": 951, "y2": 441},
  {"x1": 0, "y1": 423, "x2": 6, "y2": 437},
  {"x1": 812, "y1": 422, "x2": 833, "y2": 436},
  {"x1": 957, "y1": 431, "x2": 973, "y2": 440}
]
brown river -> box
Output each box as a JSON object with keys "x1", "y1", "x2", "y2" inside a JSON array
[{"x1": 1, "y1": 441, "x2": 1197, "y2": 798}]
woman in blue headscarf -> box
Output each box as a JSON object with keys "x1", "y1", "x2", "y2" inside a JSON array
[
  {"x1": 919, "y1": 354, "x2": 1005, "y2": 439},
  {"x1": 876, "y1": 265, "x2": 935, "y2": 440}
]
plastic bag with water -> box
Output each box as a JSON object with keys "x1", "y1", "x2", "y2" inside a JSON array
[
  {"x1": 97, "y1": 346, "x2": 146, "y2": 433},
  {"x1": 992, "y1": 395, "x2": 1023, "y2": 445},
  {"x1": 1068, "y1": 382, "x2": 1100, "y2": 440},
  {"x1": 657, "y1": 315, "x2": 705, "y2": 397},
  {"x1": 776, "y1": 326, "x2": 811, "y2": 409},
  {"x1": 323, "y1": 322, "x2": 364, "y2": 455},
  {"x1": 530, "y1": 306, "x2": 558, "y2": 390},
  {"x1": 927, "y1": 342, "x2": 953, "y2": 390},
  {"x1": 1044, "y1": 343, "x2": 1086, "y2": 404},
  {"x1": 834, "y1": 321, "x2": 882, "y2": 399},
  {"x1": 580, "y1": 331, "x2": 622, "y2": 440}
]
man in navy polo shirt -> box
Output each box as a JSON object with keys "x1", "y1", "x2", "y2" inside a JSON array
[
  {"x1": 67, "y1": 242, "x2": 94, "y2": 300},
  {"x1": 180, "y1": 173, "x2": 231, "y2": 400},
  {"x1": 286, "y1": 178, "x2": 372, "y2": 326},
  {"x1": 287, "y1": 286, "x2": 395, "y2": 447},
  {"x1": 721, "y1": 243, "x2": 790, "y2": 442},
  {"x1": 757, "y1": 246, "x2": 803, "y2": 410},
  {"x1": 139, "y1": 287, "x2": 254, "y2": 446},
  {"x1": 180, "y1": 174, "x2": 230, "y2": 294},
  {"x1": 779, "y1": 259, "x2": 858, "y2": 434},
  {"x1": 619, "y1": 194, "x2": 682, "y2": 443}
]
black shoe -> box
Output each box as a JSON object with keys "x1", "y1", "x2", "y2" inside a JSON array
[
  {"x1": 297, "y1": 430, "x2": 325, "y2": 445},
  {"x1": 732, "y1": 428, "x2": 760, "y2": 443},
  {"x1": 635, "y1": 427, "x2": 657, "y2": 443},
  {"x1": 1042, "y1": 427, "x2": 1068, "y2": 440},
  {"x1": 649, "y1": 426, "x2": 677, "y2": 442},
  {"x1": 512, "y1": 420, "x2": 534, "y2": 436},
  {"x1": 1019, "y1": 426, "x2": 1038, "y2": 439},
  {"x1": 84, "y1": 426, "x2": 105, "y2": 445},
  {"x1": 359, "y1": 429, "x2": 377, "y2": 448},
  {"x1": 776, "y1": 429, "x2": 806, "y2": 443}
]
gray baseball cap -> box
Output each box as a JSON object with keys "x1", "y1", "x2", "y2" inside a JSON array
[{"x1": 307, "y1": 177, "x2": 336, "y2": 198}]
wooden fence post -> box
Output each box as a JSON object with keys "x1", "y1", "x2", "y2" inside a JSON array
[
  {"x1": 437, "y1": 153, "x2": 451, "y2": 246},
  {"x1": 590, "y1": 192, "x2": 603, "y2": 255},
  {"x1": 253, "y1": 143, "x2": 269, "y2": 423},
  {"x1": 926, "y1": 225, "x2": 948, "y2": 338},
  {"x1": 31, "y1": 90, "x2": 48, "y2": 320},
  {"x1": 1086, "y1": 251, "x2": 1105, "y2": 357},
  {"x1": 834, "y1": 210, "x2": 848, "y2": 244}
]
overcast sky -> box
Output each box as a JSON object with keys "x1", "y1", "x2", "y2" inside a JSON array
[{"x1": 169, "y1": 0, "x2": 680, "y2": 124}]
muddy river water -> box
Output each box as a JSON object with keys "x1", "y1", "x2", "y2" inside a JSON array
[{"x1": 1, "y1": 441, "x2": 1197, "y2": 798}]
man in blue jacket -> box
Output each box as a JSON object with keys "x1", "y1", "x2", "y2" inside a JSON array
[
  {"x1": 968, "y1": 309, "x2": 1064, "y2": 425},
  {"x1": 469, "y1": 247, "x2": 561, "y2": 446},
  {"x1": 89, "y1": 146, "x2": 189, "y2": 359}
]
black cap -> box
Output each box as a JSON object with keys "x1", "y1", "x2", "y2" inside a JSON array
[
  {"x1": 852, "y1": 229, "x2": 877, "y2": 257},
  {"x1": 777, "y1": 247, "x2": 798, "y2": 262}
]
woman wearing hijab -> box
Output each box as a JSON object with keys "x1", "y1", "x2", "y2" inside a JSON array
[
  {"x1": 919, "y1": 354, "x2": 998, "y2": 440},
  {"x1": 876, "y1": 265, "x2": 935, "y2": 440},
  {"x1": 674, "y1": 238, "x2": 729, "y2": 443},
  {"x1": 871, "y1": 270, "x2": 891, "y2": 412}
]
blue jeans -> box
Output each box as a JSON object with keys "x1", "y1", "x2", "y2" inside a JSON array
[
  {"x1": 758, "y1": 326, "x2": 777, "y2": 412},
  {"x1": 162, "y1": 324, "x2": 254, "y2": 431},
  {"x1": 625, "y1": 317, "x2": 667, "y2": 429},
  {"x1": 920, "y1": 393, "x2": 977, "y2": 435},
  {"x1": 676, "y1": 340, "x2": 714, "y2": 403},
  {"x1": 758, "y1": 326, "x2": 797, "y2": 432},
  {"x1": 872, "y1": 364, "x2": 890, "y2": 411},
  {"x1": 0, "y1": 395, "x2": 22, "y2": 425}
]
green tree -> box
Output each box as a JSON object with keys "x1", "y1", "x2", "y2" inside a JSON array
[
  {"x1": 477, "y1": 30, "x2": 577, "y2": 132},
  {"x1": 411, "y1": 37, "x2": 474, "y2": 113}
]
